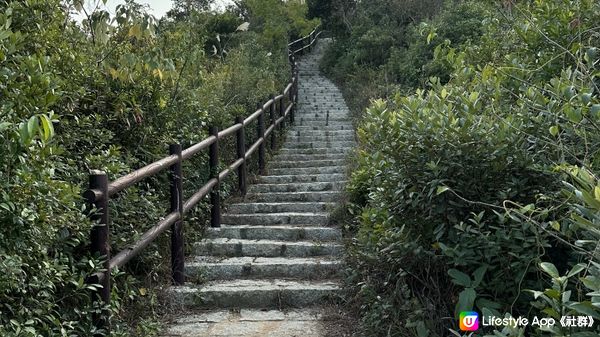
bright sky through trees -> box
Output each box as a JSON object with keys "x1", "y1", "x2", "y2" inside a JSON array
[{"x1": 72, "y1": 0, "x2": 236, "y2": 20}]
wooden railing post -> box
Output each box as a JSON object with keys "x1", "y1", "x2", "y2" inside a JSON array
[
  {"x1": 87, "y1": 170, "x2": 110, "y2": 333},
  {"x1": 279, "y1": 95, "x2": 285, "y2": 131},
  {"x1": 236, "y1": 117, "x2": 247, "y2": 195},
  {"x1": 169, "y1": 144, "x2": 184, "y2": 285},
  {"x1": 209, "y1": 126, "x2": 220, "y2": 228},
  {"x1": 269, "y1": 95, "x2": 276, "y2": 150},
  {"x1": 293, "y1": 70, "x2": 299, "y2": 123},
  {"x1": 289, "y1": 76, "x2": 296, "y2": 125},
  {"x1": 257, "y1": 104, "x2": 266, "y2": 175}
]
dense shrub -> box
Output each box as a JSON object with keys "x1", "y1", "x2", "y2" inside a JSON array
[
  {"x1": 386, "y1": 1, "x2": 490, "y2": 88},
  {"x1": 320, "y1": 0, "x2": 487, "y2": 118},
  {"x1": 0, "y1": 0, "x2": 317, "y2": 335},
  {"x1": 334, "y1": 0, "x2": 600, "y2": 336}
]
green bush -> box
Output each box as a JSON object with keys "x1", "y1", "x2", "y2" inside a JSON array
[
  {"x1": 338, "y1": 0, "x2": 600, "y2": 336},
  {"x1": 0, "y1": 0, "x2": 317, "y2": 335},
  {"x1": 347, "y1": 87, "x2": 555, "y2": 335},
  {"x1": 386, "y1": 1, "x2": 491, "y2": 88},
  {"x1": 320, "y1": 0, "x2": 487, "y2": 119}
]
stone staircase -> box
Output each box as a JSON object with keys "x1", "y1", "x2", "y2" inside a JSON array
[{"x1": 163, "y1": 38, "x2": 354, "y2": 337}]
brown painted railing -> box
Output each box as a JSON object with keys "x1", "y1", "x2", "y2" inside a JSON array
[
  {"x1": 83, "y1": 25, "x2": 321, "y2": 331},
  {"x1": 288, "y1": 26, "x2": 323, "y2": 57}
]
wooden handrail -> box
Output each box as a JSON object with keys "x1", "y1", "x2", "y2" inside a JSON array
[{"x1": 85, "y1": 24, "x2": 321, "y2": 332}]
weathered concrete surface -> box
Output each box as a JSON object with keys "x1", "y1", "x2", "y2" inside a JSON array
[
  {"x1": 163, "y1": 309, "x2": 328, "y2": 337},
  {"x1": 193, "y1": 238, "x2": 344, "y2": 258},
  {"x1": 163, "y1": 38, "x2": 353, "y2": 336},
  {"x1": 169, "y1": 279, "x2": 340, "y2": 308},
  {"x1": 204, "y1": 225, "x2": 342, "y2": 241},
  {"x1": 186, "y1": 256, "x2": 342, "y2": 280}
]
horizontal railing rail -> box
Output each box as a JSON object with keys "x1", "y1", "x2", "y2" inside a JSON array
[
  {"x1": 288, "y1": 25, "x2": 322, "y2": 57},
  {"x1": 84, "y1": 24, "x2": 322, "y2": 332}
]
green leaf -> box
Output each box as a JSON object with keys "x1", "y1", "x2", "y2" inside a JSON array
[
  {"x1": 542, "y1": 307, "x2": 560, "y2": 319},
  {"x1": 39, "y1": 114, "x2": 54, "y2": 141},
  {"x1": 472, "y1": 266, "x2": 486, "y2": 287},
  {"x1": 572, "y1": 333, "x2": 599, "y2": 337},
  {"x1": 566, "y1": 264, "x2": 586, "y2": 278},
  {"x1": 562, "y1": 290, "x2": 571, "y2": 303},
  {"x1": 591, "y1": 104, "x2": 600, "y2": 118},
  {"x1": 476, "y1": 297, "x2": 502, "y2": 310},
  {"x1": 581, "y1": 93, "x2": 592, "y2": 104},
  {"x1": 27, "y1": 115, "x2": 39, "y2": 137},
  {"x1": 544, "y1": 288, "x2": 560, "y2": 299},
  {"x1": 436, "y1": 186, "x2": 450, "y2": 195},
  {"x1": 567, "y1": 303, "x2": 600, "y2": 319},
  {"x1": 427, "y1": 31, "x2": 437, "y2": 44},
  {"x1": 469, "y1": 91, "x2": 479, "y2": 103},
  {"x1": 566, "y1": 108, "x2": 583, "y2": 123},
  {"x1": 416, "y1": 321, "x2": 429, "y2": 337},
  {"x1": 0, "y1": 122, "x2": 11, "y2": 132},
  {"x1": 448, "y1": 269, "x2": 471, "y2": 287},
  {"x1": 456, "y1": 288, "x2": 476, "y2": 317},
  {"x1": 128, "y1": 24, "x2": 142, "y2": 39},
  {"x1": 549, "y1": 125, "x2": 559, "y2": 136},
  {"x1": 236, "y1": 22, "x2": 250, "y2": 32},
  {"x1": 540, "y1": 262, "x2": 559, "y2": 278},
  {"x1": 19, "y1": 122, "x2": 29, "y2": 145}
]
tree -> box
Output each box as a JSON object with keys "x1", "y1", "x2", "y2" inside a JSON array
[{"x1": 168, "y1": 0, "x2": 213, "y2": 18}]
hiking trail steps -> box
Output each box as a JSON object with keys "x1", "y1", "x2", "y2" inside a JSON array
[{"x1": 162, "y1": 38, "x2": 354, "y2": 337}]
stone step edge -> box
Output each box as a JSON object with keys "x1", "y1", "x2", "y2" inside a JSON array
[{"x1": 167, "y1": 280, "x2": 342, "y2": 309}]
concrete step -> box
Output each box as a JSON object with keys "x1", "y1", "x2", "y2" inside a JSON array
[
  {"x1": 297, "y1": 102, "x2": 347, "y2": 106},
  {"x1": 296, "y1": 117, "x2": 352, "y2": 122},
  {"x1": 194, "y1": 238, "x2": 343, "y2": 257},
  {"x1": 290, "y1": 125, "x2": 353, "y2": 131},
  {"x1": 286, "y1": 129, "x2": 354, "y2": 136},
  {"x1": 280, "y1": 141, "x2": 355, "y2": 149},
  {"x1": 269, "y1": 166, "x2": 346, "y2": 175},
  {"x1": 258, "y1": 173, "x2": 346, "y2": 184},
  {"x1": 248, "y1": 181, "x2": 347, "y2": 193},
  {"x1": 295, "y1": 115, "x2": 350, "y2": 120},
  {"x1": 227, "y1": 202, "x2": 335, "y2": 214},
  {"x1": 221, "y1": 212, "x2": 330, "y2": 226},
  {"x1": 295, "y1": 114, "x2": 351, "y2": 119},
  {"x1": 298, "y1": 84, "x2": 339, "y2": 89},
  {"x1": 294, "y1": 122, "x2": 353, "y2": 128},
  {"x1": 297, "y1": 95, "x2": 345, "y2": 99},
  {"x1": 296, "y1": 98, "x2": 346, "y2": 101},
  {"x1": 277, "y1": 147, "x2": 353, "y2": 155},
  {"x1": 285, "y1": 134, "x2": 355, "y2": 142},
  {"x1": 245, "y1": 191, "x2": 342, "y2": 203},
  {"x1": 163, "y1": 309, "x2": 329, "y2": 337},
  {"x1": 296, "y1": 113, "x2": 348, "y2": 117},
  {"x1": 297, "y1": 90, "x2": 343, "y2": 94},
  {"x1": 205, "y1": 225, "x2": 342, "y2": 241},
  {"x1": 273, "y1": 153, "x2": 349, "y2": 161},
  {"x1": 186, "y1": 256, "x2": 342, "y2": 281},
  {"x1": 270, "y1": 159, "x2": 346, "y2": 168},
  {"x1": 169, "y1": 279, "x2": 341, "y2": 309},
  {"x1": 298, "y1": 96, "x2": 348, "y2": 100}
]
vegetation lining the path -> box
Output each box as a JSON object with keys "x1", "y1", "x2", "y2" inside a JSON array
[
  {"x1": 0, "y1": 0, "x2": 317, "y2": 335},
  {"x1": 313, "y1": 0, "x2": 600, "y2": 336}
]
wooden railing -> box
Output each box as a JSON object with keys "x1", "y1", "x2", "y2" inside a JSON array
[
  {"x1": 83, "y1": 25, "x2": 321, "y2": 330},
  {"x1": 288, "y1": 27, "x2": 322, "y2": 57}
]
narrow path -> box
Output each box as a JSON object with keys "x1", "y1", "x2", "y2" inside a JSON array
[{"x1": 163, "y1": 39, "x2": 354, "y2": 337}]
